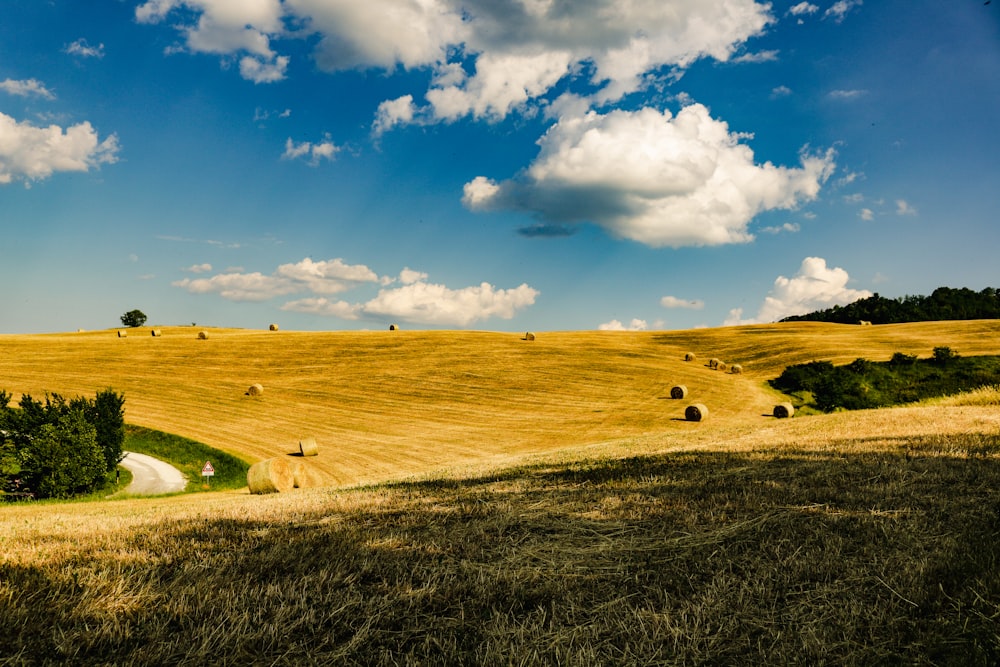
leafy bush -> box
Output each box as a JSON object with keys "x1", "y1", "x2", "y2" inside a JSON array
[{"x1": 771, "y1": 351, "x2": 1000, "y2": 412}]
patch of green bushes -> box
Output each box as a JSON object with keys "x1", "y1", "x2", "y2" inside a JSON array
[{"x1": 770, "y1": 348, "x2": 1000, "y2": 412}]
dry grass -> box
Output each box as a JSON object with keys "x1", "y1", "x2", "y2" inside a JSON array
[
  {"x1": 4, "y1": 322, "x2": 998, "y2": 488},
  {"x1": 2, "y1": 322, "x2": 1000, "y2": 663}
]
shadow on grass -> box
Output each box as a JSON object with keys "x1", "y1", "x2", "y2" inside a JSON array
[{"x1": 2, "y1": 438, "x2": 999, "y2": 665}]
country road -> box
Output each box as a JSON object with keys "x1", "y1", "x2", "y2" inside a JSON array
[{"x1": 119, "y1": 451, "x2": 187, "y2": 495}]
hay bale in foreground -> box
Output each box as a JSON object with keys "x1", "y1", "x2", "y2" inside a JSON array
[
  {"x1": 117, "y1": 330, "x2": 127, "y2": 338},
  {"x1": 774, "y1": 403, "x2": 795, "y2": 419},
  {"x1": 708, "y1": 358, "x2": 720, "y2": 369},
  {"x1": 299, "y1": 437, "x2": 318, "y2": 457},
  {"x1": 730, "y1": 364, "x2": 743, "y2": 374},
  {"x1": 670, "y1": 385, "x2": 688, "y2": 399},
  {"x1": 269, "y1": 323, "x2": 279, "y2": 331},
  {"x1": 685, "y1": 403, "x2": 708, "y2": 422},
  {"x1": 524, "y1": 332, "x2": 535, "y2": 341},
  {"x1": 246, "y1": 383, "x2": 264, "y2": 397},
  {"x1": 151, "y1": 329, "x2": 162, "y2": 337},
  {"x1": 684, "y1": 352, "x2": 696, "y2": 362},
  {"x1": 197, "y1": 331, "x2": 208, "y2": 339},
  {"x1": 247, "y1": 457, "x2": 299, "y2": 494}
]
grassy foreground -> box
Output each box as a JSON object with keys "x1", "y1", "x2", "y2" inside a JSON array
[{"x1": 1, "y1": 420, "x2": 998, "y2": 664}]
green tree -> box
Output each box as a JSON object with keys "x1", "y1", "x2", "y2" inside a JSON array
[
  {"x1": 18, "y1": 410, "x2": 105, "y2": 498},
  {"x1": 120, "y1": 309, "x2": 148, "y2": 328}
]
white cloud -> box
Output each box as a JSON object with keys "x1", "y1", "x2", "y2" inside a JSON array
[
  {"x1": 787, "y1": 3, "x2": 819, "y2": 16},
  {"x1": 859, "y1": 208, "x2": 874, "y2": 221},
  {"x1": 361, "y1": 281, "x2": 539, "y2": 327},
  {"x1": 660, "y1": 296, "x2": 705, "y2": 310},
  {"x1": 398, "y1": 267, "x2": 429, "y2": 285},
  {"x1": 281, "y1": 297, "x2": 361, "y2": 320},
  {"x1": 829, "y1": 89, "x2": 867, "y2": 100},
  {"x1": 759, "y1": 222, "x2": 800, "y2": 234},
  {"x1": 726, "y1": 256, "x2": 871, "y2": 324},
  {"x1": 136, "y1": 0, "x2": 287, "y2": 82},
  {"x1": 771, "y1": 85, "x2": 792, "y2": 98},
  {"x1": 281, "y1": 136, "x2": 340, "y2": 166},
  {"x1": 731, "y1": 49, "x2": 779, "y2": 64},
  {"x1": 65, "y1": 39, "x2": 105, "y2": 58},
  {"x1": 173, "y1": 272, "x2": 297, "y2": 301},
  {"x1": 0, "y1": 112, "x2": 120, "y2": 185},
  {"x1": 464, "y1": 104, "x2": 836, "y2": 248},
  {"x1": 0, "y1": 78, "x2": 55, "y2": 100},
  {"x1": 824, "y1": 0, "x2": 863, "y2": 23},
  {"x1": 372, "y1": 95, "x2": 416, "y2": 136},
  {"x1": 137, "y1": 1, "x2": 774, "y2": 123},
  {"x1": 186, "y1": 263, "x2": 213, "y2": 273},
  {"x1": 598, "y1": 318, "x2": 648, "y2": 332},
  {"x1": 274, "y1": 257, "x2": 380, "y2": 294},
  {"x1": 895, "y1": 199, "x2": 917, "y2": 216}
]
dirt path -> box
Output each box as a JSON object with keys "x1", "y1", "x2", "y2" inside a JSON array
[{"x1": 119, "y1": 451, "x2": 187, "y2": 495}]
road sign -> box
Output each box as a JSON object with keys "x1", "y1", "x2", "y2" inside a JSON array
[{"x1": 202, "y1": 461, "x2": 215, "y2": 477}]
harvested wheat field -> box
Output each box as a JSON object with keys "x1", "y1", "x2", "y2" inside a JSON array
[
  {"x1": 2, "y1": 322, "x2": 1000, "y2": 663},
  {"x1": 1, "y1": 321, "x2": 999, "y2": 487}
]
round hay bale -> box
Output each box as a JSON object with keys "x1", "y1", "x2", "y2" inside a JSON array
[
  {"x1": 716, "y1": 361, "x2": 728, "y2": 372},
  {"x1": 684, "y1": 352, "x2": 696, "y2": 362},
  {"x1": 299, "y1": 437, "x2": 319, "y2": 457},
  {"x1": 117, "y1": 330, "x2": 127, "y2": 338},
  {"x1": 246, "y1": 383, "x2": 264, "y2": 397},
  {"x1": 389, "y1": 324, "x2": 398, "y2": 331},
  {"x1": 151, "y1": 329, "x2": 162, "y2": 337},
  {"x1": 730, "y1": 364, "x2": 743, "y2": 374},
  {"x1": 773, "y1": 403, "x2": 795, "y2": 419},
  {"x1": 670, "y1": 385, "x2": 688, "y2": 399},
  {"x1": 269, "y1": 323, "x2": 279, "y2": 331},
  {"x1": 247, "y1": 457, "x2": 298, "y2": 494},
  {"x1": 524, "y1": 332, "x2": 535, "y2": 341},
  {"x1": 708, "y1": 358, "x2": 720, "y2": 369},
  {"x1": 197, "y1": 331, "x2": 208, "y2": 340},
  {"x1": 685, "y1": 403, "x2": 708, "y2": 422}
]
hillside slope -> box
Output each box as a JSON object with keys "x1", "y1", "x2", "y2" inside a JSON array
[{"x1": 2, "y1": 321, "x2": 999, "y2": 488}]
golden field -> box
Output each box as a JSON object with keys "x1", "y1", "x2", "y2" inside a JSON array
[
  {"x1": 2, "y1": 320, "x2": 999, "y2": 488},
  {"x1": 1, "y1": 321, "x2": 999, "y2": 664}
]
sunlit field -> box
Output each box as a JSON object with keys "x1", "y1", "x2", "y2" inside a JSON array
[{"x1": 2, "y1": 321, "x2": 999, "y2": 663}]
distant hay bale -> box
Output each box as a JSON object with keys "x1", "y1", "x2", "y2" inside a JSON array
[
  {"x1": 685, "y1": 403, "x2": 708, "y2": 422},
  {"x1": 684, "y1": 352, "x2": 696, "y2": 362},
  {"x1": 247, "y1": 457, "x2": 299, "y2": 494},
  {"x1": 716, "y1": 361, "x2": 728, "y2": 372},
  {"x1": 773, "y1": 403, "x2": 795, "y2": 419},
  {"x1": 859, "y1": 320, "x2": 872, "y2": 326},
  {"x1": 670, "y1": 385, "x2": 688, "y2": 399},
  {"x1": 117, "y1": 330, "x2": 127, "y2": 338},
  {"x1": 269, "y1": 323, "x2": 279, "y2": 331},
  {"x1": 730, "y1": 364, "x2": 743, "y2": 374},
  {"x1": 246, "y1": 383, "x2": 264, "y2": 397},
  {"x1": 708, "y1": 358, "x2": 720, "y2": 369},
  {"x1": 197, "y1": 331, "x2": 208, "y2": 339},
  {"x1": 524, "y1": 332, "x2": 535, "y2": 341},
  {"x1": 389, "y1": 324, "x2": 398, "y2": 331},
  {"x1": 151, "y1": 329, "x2": 161, "y2": 337},
  {"x1": 299, "y1": 437, "x2": 318, "y2": 457}
]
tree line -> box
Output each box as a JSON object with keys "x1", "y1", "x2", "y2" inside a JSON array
[
  {"x1": 0, "y1": 389, "x2": 125, "y2": 499},
  {"x1": 780, "y1": 287, "x2": 1000, "y2": 324}
]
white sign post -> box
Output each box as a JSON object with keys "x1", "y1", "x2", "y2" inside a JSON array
[{"x1": 202, "y1": 461, "x2": 215, "y2": 485}]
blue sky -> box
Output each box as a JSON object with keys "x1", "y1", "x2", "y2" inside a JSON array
[{"x1": 1, "y1": 0, "x2": 998, "y2": 333}]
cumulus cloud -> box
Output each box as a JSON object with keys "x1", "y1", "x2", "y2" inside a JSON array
[
  {"x1": 895, "y1": 199, "x2": 917, "y2": 216},
  {"x1": 175, "y1": 256, "x2": 539, "y2": 326},
  {"x1": 725, "y1": 256, "x2": 871, "y2": 325},
  {"x1": 787, "y1": 2, "x2": 819, "y2": 17},
  {"x1": 0, "y1": 112, "x2": 120, "y2": 185},
  {"x1": 598, "y1": 318, "x2": 648, "y2": 332},
  {"x1": 65, "y1": 39, "x2": 105, "y2": 58},
  {"x1": 136, "y1": 0, "x2": 774, "y2": 122},
  {"x1": 859, "y1": 208, "x2": 874, "y2": 221},
  {"x1": 186, "y1": 263, "x2": 213, "y2": 273},
  {"x1": 0, "y1": 78, "x2": 55, "y2": 99},
  {"x1": 731, "y1": 49, "x2": 779, "y2": 64},
  {"x1": 660, "y1": 296, "x2": 705, "y2": 310},
  {"x1": 282, "y1": 136, "x2": 340, "y2": 165},
  {"x1": 362, "y1": 281, "x2": 539, "y2": 327},
  {"x1": 464, "y1": 104, "x2": 836, "y2": 248},
  {"x1": 372, "y1": 95, "x2": 416, "y2": 136}
]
